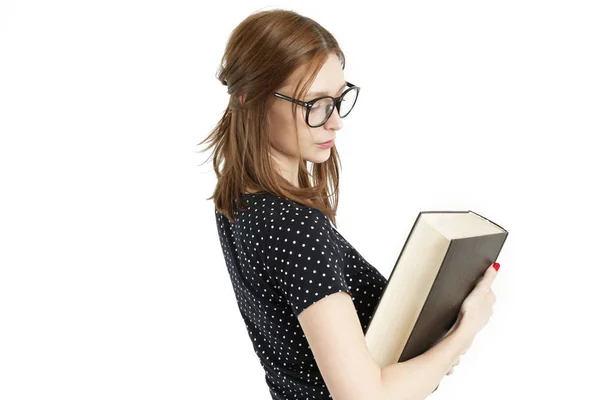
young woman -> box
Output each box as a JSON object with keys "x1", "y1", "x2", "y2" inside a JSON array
[{"x1": 199, "y1": 9, "x2": 499, "y2": 400}]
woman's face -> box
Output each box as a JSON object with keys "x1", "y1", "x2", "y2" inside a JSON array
[{"x1": 266, "y1": 53, "x2": 346, "y2": 165}]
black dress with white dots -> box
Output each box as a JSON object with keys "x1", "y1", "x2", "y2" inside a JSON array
[{"x1": 215, "y1": 191, "x2": 387, "y2": 399}]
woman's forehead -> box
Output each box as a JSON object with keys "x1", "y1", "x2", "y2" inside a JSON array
[{"x1": 282, "y1": 55, "x2": 345, "y2": 95}]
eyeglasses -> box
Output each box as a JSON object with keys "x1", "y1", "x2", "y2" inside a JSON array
[{"x1": 273, "y1": 81, "x2": 360, "y2": 128}]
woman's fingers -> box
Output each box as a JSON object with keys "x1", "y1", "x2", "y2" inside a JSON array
[{"x1": 446, "y1": 358, "x2": 461, "y2": 375}]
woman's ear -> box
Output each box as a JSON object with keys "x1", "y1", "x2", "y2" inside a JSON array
[{"x1": 239, "y1": 94, "x2": 246, "y2": 104}]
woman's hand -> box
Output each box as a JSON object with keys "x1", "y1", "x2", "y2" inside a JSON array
[{"x1": 442, "y1": 263, "x2": 500, "y2": 376}]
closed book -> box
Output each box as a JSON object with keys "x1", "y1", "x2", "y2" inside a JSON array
[{"x1": 365, "y1": 210, "x2": 508, "y2": 369}]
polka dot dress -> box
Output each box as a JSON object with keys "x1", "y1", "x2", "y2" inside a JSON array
[{"x1": 215, "y1": 192, "x2": 387, "y2": 399}]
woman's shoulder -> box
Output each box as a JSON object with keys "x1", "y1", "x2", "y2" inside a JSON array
[
  {"x1": 242, "y1": 191, "x2": 319, "y2": 212},
  {"x1": 242, "y1": 192, "x2": 329, "y2": 230}
]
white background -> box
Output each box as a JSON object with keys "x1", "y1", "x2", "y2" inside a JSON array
[{"x1": 1, "y1": 1, "x2": 598, "y2": 399}]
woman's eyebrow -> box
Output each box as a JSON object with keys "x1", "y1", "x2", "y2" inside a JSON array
[{"x1": 307, "y1": 81, "x2": 347, "y2": 97}]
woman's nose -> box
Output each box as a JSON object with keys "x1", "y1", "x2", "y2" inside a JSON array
[{"x1": 325, "y1": 107, "x2": 343, "y2": 129}]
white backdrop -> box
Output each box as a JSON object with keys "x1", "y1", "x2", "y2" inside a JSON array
[{"x1": 1, "y1": 1, "x2": 598, "y2": 399}]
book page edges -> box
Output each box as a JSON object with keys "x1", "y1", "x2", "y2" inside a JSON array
[{"x1": 365, "y1": 215, "x2": 450, "y2": 368}]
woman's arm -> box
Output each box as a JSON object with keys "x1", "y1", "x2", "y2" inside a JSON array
[
  {"x1": 298, "y1": 291, "x2": 473, "y2": 400},
  {"x1": 379, "y1": 326, "x2": 473, "y2": 400}
]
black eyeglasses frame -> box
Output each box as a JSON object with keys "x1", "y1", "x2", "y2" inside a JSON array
[{"x1": 273, "y1": 81, "x2": 360, "y2": 128}]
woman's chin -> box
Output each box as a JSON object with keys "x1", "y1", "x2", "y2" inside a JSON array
[{"x1": 306, "y1": 148, "x2": 332, "y2": 164}]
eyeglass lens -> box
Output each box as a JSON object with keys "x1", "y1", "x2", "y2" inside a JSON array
[{"x1": 307, "y1": 87, "x2": 358, "y2": 127}]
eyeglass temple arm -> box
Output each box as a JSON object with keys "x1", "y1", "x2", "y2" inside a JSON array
[{"x1": 273, "y1": 93, "x2": 309, "y2": 107}]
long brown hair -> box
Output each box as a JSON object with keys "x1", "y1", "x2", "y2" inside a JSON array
[{"x1": 197, "y1": 9, "x2": 346, "y2": 227}]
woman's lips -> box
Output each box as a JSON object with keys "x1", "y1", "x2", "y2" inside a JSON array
[{"x1": 317, "y1": 139, "x2": 334, "y2": 149}]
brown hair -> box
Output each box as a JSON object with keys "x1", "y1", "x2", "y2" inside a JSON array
[{"x1": 197, "y1": 8, "x2": 346, "y2": 227}]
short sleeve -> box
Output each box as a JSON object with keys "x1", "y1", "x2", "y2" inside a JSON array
[{"x1": 264, "y1": 207, "x2": 352, "y2": 317}]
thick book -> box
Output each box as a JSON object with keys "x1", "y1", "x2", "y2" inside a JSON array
[{"x1": 364, "y1": 210, "x2": 508, "y2": 368}]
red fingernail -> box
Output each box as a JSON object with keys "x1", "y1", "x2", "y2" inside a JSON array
[{"x1": 493, "y1": 262, "x2": 501, "y2": 271}]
